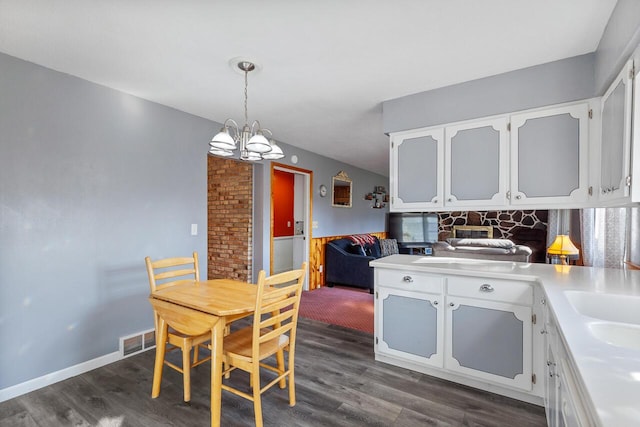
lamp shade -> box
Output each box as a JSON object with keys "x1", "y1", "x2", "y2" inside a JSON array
[
  {"x1": 246, "y1": 132, "x2": 272, "y2": 153},
  {"x1": 547, "y1": 235, "x2": 579, "y2": 256},
  {"x1": 208, "y1": 146, "x2": 234, "y2": 157},
  {"x1": 210, "y1": 128, "x2": 236, "y2": 149},
  {"x1": 261, "y1": 140, "x2": 285, "y2": 160}
]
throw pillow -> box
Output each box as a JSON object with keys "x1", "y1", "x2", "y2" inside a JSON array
[{"x1": 380, "y1": 238, "x2": 399, "y2": 256}]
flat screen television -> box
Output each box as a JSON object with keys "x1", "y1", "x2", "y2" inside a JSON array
[{"x1": 388, "y1": 213, "x2": 438, "y2": 247}]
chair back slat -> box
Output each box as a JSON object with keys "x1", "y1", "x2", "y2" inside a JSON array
[{"x1": 145, "y1": 252, "x2": 200, "y2": 293}]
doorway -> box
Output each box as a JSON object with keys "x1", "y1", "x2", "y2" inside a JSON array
[{"x1": 270, "y1": 163, "x2": 312, "y2": 290}]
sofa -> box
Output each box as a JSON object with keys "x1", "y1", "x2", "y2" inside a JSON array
[
  {"x1": 432, "y1": 238, "x2": 532, "y2": 262},
  {"x1": 325, "y1": 235, "x2": 398, "y2": 293}
]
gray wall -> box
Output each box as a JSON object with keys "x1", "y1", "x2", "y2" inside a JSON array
[
  {"x1": 0, "y1": 52, "x2": 210, "y2": 389},
  {"x1": 0, "y1": 51, "x2": 386, "y2": 391},
  {"x1": 594, "y1": 0, "x2": 640, "y2": 94},
  {"x1": 383, "y1": 53, "x2": 596, "y2": 134}
]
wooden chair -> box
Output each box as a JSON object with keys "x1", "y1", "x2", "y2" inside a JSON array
[
  {"x1": 221, "y1": 263, "x2": 307, "y2": 427},
  {"x1": 145, "y1": 252, "x2": 211, "y2": 402}
]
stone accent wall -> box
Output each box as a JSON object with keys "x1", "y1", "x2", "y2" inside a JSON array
[
  {"x1": 437, "y1": 210, "x2": 548, "y2": 239},
  {"x1": 437, "y1": 210, "x2": 549, "y2": 263},
  {"x1": 207, "y1": 156, "x2": 253, "y2": 282}
]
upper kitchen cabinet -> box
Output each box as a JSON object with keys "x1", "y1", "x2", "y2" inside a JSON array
[
  {"x1": 598, "y1": 59, "x2": 634, "y2": 204},
  {"x1": 510, "y1": 101, "x2": 591, "y2": 208},
  {"x1": 445, "y1": 117, "x2": 509, "y2": 208},
  {"x1": 390, "y1": 128, "x2": 444, "y2": 211}
]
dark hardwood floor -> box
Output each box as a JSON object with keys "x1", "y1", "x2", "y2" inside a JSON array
[{"x1": 0, "y1": 318, "x2": 547, "y2": 426}]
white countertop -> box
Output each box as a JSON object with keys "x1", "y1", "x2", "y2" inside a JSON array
[{"x1": 371, "y1": 255, "x2": 640, "y2": 427}]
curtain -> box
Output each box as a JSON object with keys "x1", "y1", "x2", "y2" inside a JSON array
[
  {"x1": 546, "y1": 209, "x2": 560, "y2": 248},
  {"x1": 581, "y1": 208, "x2": 627, "y2": 268}
]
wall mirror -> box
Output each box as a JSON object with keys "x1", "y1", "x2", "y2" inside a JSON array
[{"x1": 332, "y1": 171, "x2": 352, "y2": 208}]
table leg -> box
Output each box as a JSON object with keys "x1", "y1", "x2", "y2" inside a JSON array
[
  {"x1": 210, "y1": 318, "x2": 224, "y2": 427},
  {"x1": 151, "y1": 318, "x2": 168, "y2": 398}
]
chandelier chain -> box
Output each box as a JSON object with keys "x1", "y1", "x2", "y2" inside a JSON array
[{"x1": 244, "y1": 69, "x2": 249, "y2": 124}]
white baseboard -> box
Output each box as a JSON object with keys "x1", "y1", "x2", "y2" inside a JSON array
[{"x1": 0, "y1": 351, "x2": 121, "y2": 403}]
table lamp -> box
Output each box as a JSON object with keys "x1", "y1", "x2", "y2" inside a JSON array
[{"x1": 547, "y1": 235, "x2": 579, "y2": 265}]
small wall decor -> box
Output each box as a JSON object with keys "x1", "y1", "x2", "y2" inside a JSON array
[
  {"x1": 332, "y1": 171, "x2": 352, "y2": 207},
  {"x1": 366, "y1": 186, "x2": 387, "y2": 208}
]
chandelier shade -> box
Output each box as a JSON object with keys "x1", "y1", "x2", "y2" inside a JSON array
[
  {"x1": 208, "y1": 60, "x2": 284, "y2": 161},
  {"x1": 261, "y1": 140, "x2": 284, "y2": 159}
]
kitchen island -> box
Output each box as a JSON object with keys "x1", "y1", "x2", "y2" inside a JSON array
[{"x1": 370, "y1": 255, "x2": 640, "y2": 427}]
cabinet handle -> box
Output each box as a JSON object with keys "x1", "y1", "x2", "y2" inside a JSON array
[
  {"x1": 402, "y1": 275, "x2": 413, "y2": 283},
  {"x1": 515, "y1": 194, "x2": 522, "y2": 200},
  {"x1": 449, "y1": 302, "x2": 455, "y2": 307},
  {"x1": 479, "y1": 284, "x2": 494, "y2": 292},
  {"x1": 432, "y1": 300, "x2": 439, "y2": 306},
  {"x1": 448, "y1": 198, "x2": 452, "y2": 202}
]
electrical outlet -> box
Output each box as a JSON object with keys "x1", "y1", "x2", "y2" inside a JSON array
[
  {"x1": 312, "y1": 221, "x2": 318, "y2": 229},
  {"x1": 319, "y1": 265, "x2": 323, "y2": 273}
]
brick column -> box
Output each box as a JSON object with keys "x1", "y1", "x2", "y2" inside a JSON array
[{"x1": 207, "y1": 156, "x2": 253, "y2": 282}]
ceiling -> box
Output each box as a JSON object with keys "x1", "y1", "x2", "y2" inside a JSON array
[{"x1": 0, "y1": 1, "x2": 618, "y2": 176}]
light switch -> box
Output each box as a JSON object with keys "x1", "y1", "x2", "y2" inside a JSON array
[
  {"x1": 287, "y1": 221, "x2": 291, "y2": 227},
  {"x1": 312, "y1": 221, "x2": 318, "y2": 229},
  {"x1": 191, "y1": 224, "x2": 198, "y2": 236}
]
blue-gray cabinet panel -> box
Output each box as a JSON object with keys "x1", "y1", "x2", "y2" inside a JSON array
[
  {"x1": 517, "y1": 113, "x2": 580, "y2": 198},
  {"x1": 382, "y1": 294, "x2": 437, "y2": 358},
  {"x1": 397, "y1": 135, "x2": 438, "y2": 203},
  {"x1": 451, "y1": 304, "x2": 523, "y2": 379}
]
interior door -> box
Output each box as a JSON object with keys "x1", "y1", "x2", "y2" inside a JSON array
[{"x1": 271, "y1": 164, "x2": 312, "y2": 290}]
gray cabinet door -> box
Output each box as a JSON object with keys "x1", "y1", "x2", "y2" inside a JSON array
[
  {"x1": 445, "y1": 117, "x2": 508, "y2": 207},
  {"x1": 377, "y1": 287, "x2": 443, "y2": 367},
  {"x1": 445, "y1": 296, "x2": 532, "y2": 390},
  {"x1": 510, "y1": 103, "x2": 589, "y2": 206},
  {"x1": 600, "y1": 59, "x2": 633, "y2": 201},
  {"x1": 390, "y1": 128, "x2": 444, "y2": 211}
]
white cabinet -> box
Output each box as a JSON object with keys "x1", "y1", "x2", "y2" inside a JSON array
[
  {"x1": 543, "y1": 301, "x2": 595, "y2": 427},
  {"x1": 444, "y1": 276, "x2": 533, "y2": 391},
  {"x1": 510, "y1": 102, "x2": 591, "y2": 207},
  {"x1": 375, "y1": 268, "x2": 539, "y2": 399},
  {"x1": 445, "y1": 117, "x2": 509, "y2": 207},
  {"x1": 598, "y1": 59, "x2": 634, "y2": 204},
  {"x1": 389, "y1": 99, "x2": 593, "y2": 212},
  {"x1": 376, "y1": 287, "x2": 444, "y2": 368},
  {"x1": 375, "y1": 269, "x2": 445, "y2": 367},
  {"x1": 390, "y1": 128, "x2": 444, "y2": 211},
  {"x1": 390, "y1": 118, "x2": 509, "y2": 211}
]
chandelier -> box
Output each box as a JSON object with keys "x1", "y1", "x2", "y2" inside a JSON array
[{"x1": 209, "y1": 60, "x2": 284, "y2": 161}]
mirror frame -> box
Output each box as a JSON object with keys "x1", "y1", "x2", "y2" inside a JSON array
[{"x1": 331, "y1": 171, "x2": 352, "y2": 208}]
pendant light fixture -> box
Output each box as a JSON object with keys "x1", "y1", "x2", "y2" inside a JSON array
[{"x1": 209, "y1": 60, "x2": 284, "y2": 161}]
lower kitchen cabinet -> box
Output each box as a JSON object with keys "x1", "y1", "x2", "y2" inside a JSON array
[
  {"x1": 374, "y1": 268, "x2": 540, "y2": 400},
  {"x1": 376, "y1": 286, "x2": 444, "y2": 367},
  {"x1": 544, "y1": 305, "x2": 594, "y2": 427},
  {"x1": 444, "y1": 296, "x2": 533, "y2": 391}
]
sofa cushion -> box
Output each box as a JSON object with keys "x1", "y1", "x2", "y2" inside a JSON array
[{"x1": 447, "y1": 238, "x2": 515, "y2": 249}]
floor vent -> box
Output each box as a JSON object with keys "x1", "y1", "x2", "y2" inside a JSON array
[{"x1": 119, "y1": 329, "x2": 155, "y2": 358}]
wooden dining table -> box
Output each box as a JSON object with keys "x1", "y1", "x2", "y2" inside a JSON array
[{"x1": 149, "y1": 278, "x2": 261, "y2": 427}]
